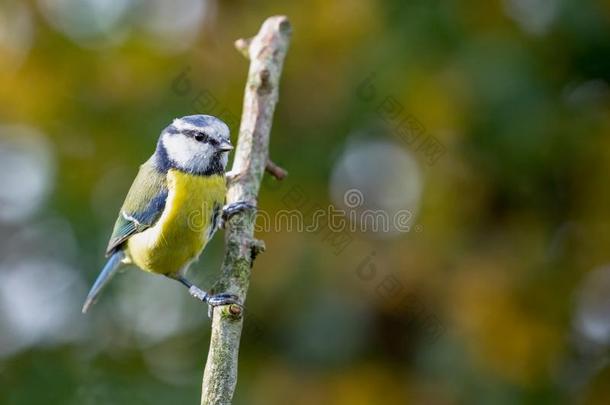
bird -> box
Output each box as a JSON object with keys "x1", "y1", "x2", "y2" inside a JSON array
[{"x1": 82, "y1": 114, "x2": 251, "y2": 314}]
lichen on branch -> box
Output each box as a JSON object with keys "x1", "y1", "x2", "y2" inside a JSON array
[{"x1": 200, "y1": 15, "x2": 291, "y2": 405}]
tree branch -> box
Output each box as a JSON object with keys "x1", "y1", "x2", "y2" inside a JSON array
[
  {"x1": 200, "y1": 16, "x2": 291, "y2": 405},
  {"x1": 265, "y1": 159, "x2": 288, "y2": 180}
]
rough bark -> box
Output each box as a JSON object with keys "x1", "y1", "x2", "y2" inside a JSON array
[{"x1": 200, "y1": 15, "x2": 291, "y2": 405}]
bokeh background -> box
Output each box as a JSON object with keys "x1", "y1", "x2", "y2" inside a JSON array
[{"x1": 1, "y1": 0, "x2": 610, "y2": 404}]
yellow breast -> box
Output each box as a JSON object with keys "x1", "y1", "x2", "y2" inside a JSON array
[{"x1": 127, "y1": 169, "x2": 226, "y2": 275}]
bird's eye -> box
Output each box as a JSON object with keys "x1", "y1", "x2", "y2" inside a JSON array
[{"x1": 194, "y1": 133, "x2": 207, "y2": 142}]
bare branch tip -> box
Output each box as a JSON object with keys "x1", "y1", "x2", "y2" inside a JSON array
[
  {"x1": 261, "y1": 15, "x2": 291, "y2": 36},
  {"x1": 234, "y1": 37, "x2": 252, "y2": 59},
  {"x1": 279, "y1": 20, "x2": 291, "y2": 35},
  {"x1": 265, "y1": 159, "x2": 288, "y2": 180}
]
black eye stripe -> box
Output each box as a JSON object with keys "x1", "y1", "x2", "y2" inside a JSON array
[
  {"x1": 184, "y1": 130, "x2": 208, "y2": 142},
  {"x1": 183, "y1": 130, "x2": 222, "y2": 145}
]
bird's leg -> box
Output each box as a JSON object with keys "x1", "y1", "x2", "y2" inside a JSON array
[
  {"x1": 220, "y1": 201, "x2": 257, "y2": 228},
  {"x1": 174, "y1": 276, "x2": 240, "y2": 318}
]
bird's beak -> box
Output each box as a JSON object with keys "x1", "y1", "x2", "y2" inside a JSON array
[{"x1": 218, "y1": 141, "x2": 233, "y2": 152}]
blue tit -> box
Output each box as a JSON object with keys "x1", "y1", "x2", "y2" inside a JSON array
[{"x1": 82, "y1": 114, "x2": 249, "y2": 313}]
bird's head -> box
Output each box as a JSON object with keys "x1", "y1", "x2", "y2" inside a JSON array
[{"x1": 157, "y1": 115, "x2": 233, "y2": 175}]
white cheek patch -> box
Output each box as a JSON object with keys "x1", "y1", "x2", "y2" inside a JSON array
[{"x1": 162, "y1": 134, "x2": 214, "y2": 172}]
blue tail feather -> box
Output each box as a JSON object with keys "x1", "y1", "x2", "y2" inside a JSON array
[{"x1": 82, "y1": 251, "x2": 125, "y2": 314}]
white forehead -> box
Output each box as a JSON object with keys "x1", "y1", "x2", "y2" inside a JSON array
[{"x1": 172, "y1": 116, "x2": 230, "y2": 140}]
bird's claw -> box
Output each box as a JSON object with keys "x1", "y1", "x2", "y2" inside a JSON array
[
  {"x1": 206, "y1": 293, "x2": 241, "y2": 318},
  {"x1": 206, "y1": 293, "x2": 240, "y2": 306},
  {"x1": 221, "y1": 201, "x2": 257, "y2": 227},
  {"x1": 183, "y1": 280, "x2": 241, "y2": 319}
]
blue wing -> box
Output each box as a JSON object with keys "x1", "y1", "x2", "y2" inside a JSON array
[{"x1": 105, "y1": 158, "x2": 168, "y2": 256}]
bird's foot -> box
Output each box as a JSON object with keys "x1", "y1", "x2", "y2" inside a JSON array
[
  {"x1": 188, "y1": 285, "x2": 241, "y2": 318},
  {"x1": 174, "y1": 276, "x2": 241, "y2": 319},
  {"x1": 221, "y1": 201, "x2": 257, "y2": 228},
  {"x1": 206, "y1": 292, "x2": 240, "y2": 306}
]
